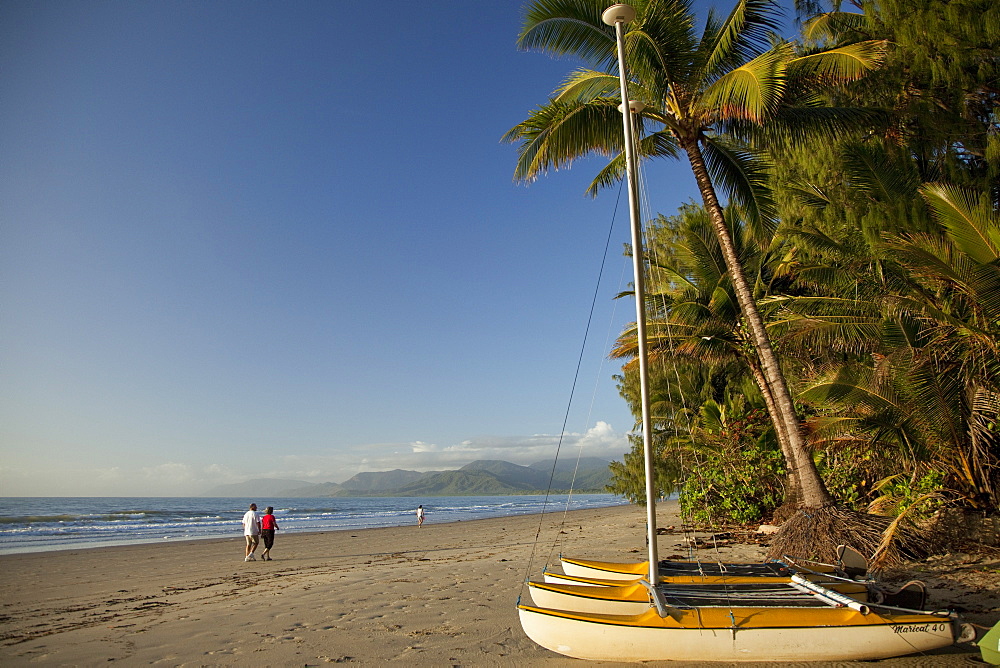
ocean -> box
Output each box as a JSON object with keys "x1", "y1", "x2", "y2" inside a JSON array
[{"x1": 0, "y1": 494, "x2": 627, "y2": 555}]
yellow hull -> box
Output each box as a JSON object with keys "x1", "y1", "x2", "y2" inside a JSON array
[
  {"x1": 543, "y1": 569, "x2": 806, "y2": 586},
  {"x1": 518, "y1": 603, "x2": 961, "y2": 662},
  {"x1": 560, "y1": 555, "x2": 828, "y2": 582},
  {"x1": 560, "y1": 556, "x2": 649, "y2": 580},
  {"x1": 527, "y1": 579, "x2": 870, "y2": 616}
]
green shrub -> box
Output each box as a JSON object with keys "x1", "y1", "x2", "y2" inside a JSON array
[{"x1": 678, "y1": 438, "x2": 785, "y2": 524}]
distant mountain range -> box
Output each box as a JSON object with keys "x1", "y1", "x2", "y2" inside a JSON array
[{"x1": 199, "y1": 458, "x2": 613, "y2": 497}]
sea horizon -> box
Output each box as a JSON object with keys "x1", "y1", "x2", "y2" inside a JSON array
[{"x1": 0, "y1": 493, "x2": 628, "y2": 556}]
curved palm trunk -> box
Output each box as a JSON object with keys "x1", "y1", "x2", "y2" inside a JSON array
[
  {"x1": 747, "y1": 358, "x2": 803, "y2": 508},
  {"x1": 680, "y1": 136, "x2": 832, "y2": 508}
]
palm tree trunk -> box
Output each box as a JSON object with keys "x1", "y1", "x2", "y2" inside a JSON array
[
  {"x1": 680, "y1": 135, "x2": 833, "y2": 508},
  {"x1": 748, "y1": 358, "x2": 803, "y2": 508}
]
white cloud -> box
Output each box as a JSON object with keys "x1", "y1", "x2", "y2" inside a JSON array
[
  {"x1": 264, "y1": 422, "x2": 630, "y2": 482},
  {"x1": 139, "y1": 462, "x2": 193, "y2": 482},
  {"x1": 410, "y1": 441, "x2": 437, "y2": 453},
  {"x1": 0, "y1": 424, "x2": 631, "y2": 495}
]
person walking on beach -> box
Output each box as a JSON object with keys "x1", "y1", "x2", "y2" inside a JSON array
[
  {"x1": 260, "y1": 506, "x2": 279, "y2": 561},
  {"x1": 242, "y1": 503, "x2": 261, "y2": 561},
  {"x1": 416, "y1": 505, "x2": 425, "y2": 527}
]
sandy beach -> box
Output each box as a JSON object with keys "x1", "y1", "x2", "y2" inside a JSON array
[{"x1": 1, "y1": 501, "x2": 996, "y2": 667}]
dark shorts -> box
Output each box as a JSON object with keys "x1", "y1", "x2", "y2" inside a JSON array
[{"x1": 261, "y1": 529, "x2": 275, "y2": 549}]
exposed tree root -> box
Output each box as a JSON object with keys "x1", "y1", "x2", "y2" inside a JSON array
[{"x1": 764, "y1": 506, "x2": 928, "y2": 571}]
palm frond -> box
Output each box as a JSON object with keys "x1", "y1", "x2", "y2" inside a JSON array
[
  {"x1": 869, "y1": 490, "x2": 942, "y2": 569},
  {"x1": 700, "y1": 136, "x2": 777, "y2": 241},
  {"x1": 586, "y1": 130, "x2": 681, "y2": 194},
  {"x1": 736, "y1": 106, "x2": 891, "y2": 144},
  {"x1": 880, "y1": 240, "x2": 965, "y2": 289},
  {"x1": 646, "y1": 259, "x2": 699, "y2": 292},
  {"x1": 783, "y1": 227, "x2": 853, "y2": 257},
  {"x1": 789, "y1": 40, "x2": 888, "y2": 83},
  {"x1": 698, "y1": 44, "x2": 790, "y2": 122},
  {"x1": 555, "y1": 68, "x2": 625, "y2": 102},
  {"x1": 970, "y1": 264, "x2": 1000, "y2": 323},
  {"x1": 626, "y1": 0, "x2": 700, "y2": 93},
  {"x1": 843, "y1": 142, "x2": 920, "y2": 204},
  {"x1": 890, "y1": 294, "x2": 992, "y2": 338},
  {"x1": 518, "y1": 0, "x2": 618, "y2": 68},
  {"x1": 708, "y1": 284, "x2": 738, "y2": 318},
  {"x1": 920, "y1": 183, "x2": 1000, "y2": 264},
  {"x1": 774, "y1": 312, "x2": 884, "y2": 355},
  {"x1": 502, "y1": 98, "x2": 623, "y2": 182},
  {"x1": 785, "y1": 182, "x2": 833, "y2": 212},
  {"x1": 801, "y1": 11, "x2": 872, "y2": 43},
  {"x1": 681, "y1": 215, "x2": 729, "y2": 282},
  {"x1": 700, "y1": 0, "x2": 783, "y2": 78},
  {"x1": 801, "y1": 367, "x2": 898, "y2": 413}
]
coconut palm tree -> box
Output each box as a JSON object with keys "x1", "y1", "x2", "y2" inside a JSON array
[
  {"x1": 612, "y1": 205, "x2": 803, "y2": 504},
  {"x1": 610, "y1": 205, "x2": 796, "y2": 516},
  {"x1": 504, "y1": 0, "x2": 886, "y2": 516}
]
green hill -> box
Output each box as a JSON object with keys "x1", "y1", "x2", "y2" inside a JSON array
[
  {"x1": 392, "y1": 470, "x2": 531, "y2": 496},
  {"x1": 459, "y1": 460, "x2": 551, "y2": 489},
  {"x1": 199, "y1": 458, "x2": 615, "y2": 497},
  {"x1": 340, "y1": 469, "x2": 430, "y2": 493}
]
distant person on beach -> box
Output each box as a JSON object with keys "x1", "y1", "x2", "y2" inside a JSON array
[
  {"x1": 416, "y1": 505, "x2": 425, "y2": 527},
  {"x1": 260, "y1": 506, "x2": 279, "y2": 561},
  {"x1": 242, "y1": 503, "x2": 261, "y2": 561}
]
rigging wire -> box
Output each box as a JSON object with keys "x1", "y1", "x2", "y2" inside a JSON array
[
  {"x1": 520, "y1": 179, "x2": 627, "y2": 588},
  {"x1": 634, "y1": 137, "x2": 734, "y2": 583},
  {"x1": 542, "y1": 248, "x2": 632, "y2": 570}
]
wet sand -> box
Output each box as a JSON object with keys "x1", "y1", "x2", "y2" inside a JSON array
[{"x1": 1, "y1": 501, "x2": 995, "y2": 666}]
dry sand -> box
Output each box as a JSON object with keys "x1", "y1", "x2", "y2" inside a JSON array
[{"x1": 1, "y1": 501, "x2": 996, "y2": 667}]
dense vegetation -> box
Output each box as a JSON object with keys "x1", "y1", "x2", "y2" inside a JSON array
[
  {"x1": 608, "y1": 0, "x2": 1000, "y2": 526},
  {"x1": 508, "y1": 0, "x2": 998, "y2": 537}
]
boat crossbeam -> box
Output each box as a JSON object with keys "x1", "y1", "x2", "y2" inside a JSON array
[{"x1": 791, "y1": 574, "x2": 870, "y2": 614}]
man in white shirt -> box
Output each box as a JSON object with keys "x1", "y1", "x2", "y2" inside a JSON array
[{"x1": 242, "y1": 503, "x2": 261, "y2": 561}]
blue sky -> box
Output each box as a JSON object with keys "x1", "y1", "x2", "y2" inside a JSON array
[{"x1": 1, "y1": 1, "x2": 764, "y2": 496}]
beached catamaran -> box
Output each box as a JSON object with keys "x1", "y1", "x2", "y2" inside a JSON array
[
  {"x1": 553, "y1": 542, "x2": 868, "y2": 583},
  {"x1": 527, "y1": 575, "x2": 875, "y2": 615},
  {"x1": 517, "y1": 4, "x2": 975, "y2": 661}
]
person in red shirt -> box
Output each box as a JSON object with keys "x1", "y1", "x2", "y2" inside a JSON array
[{"x1": 260, "y1": 506, "x2": 280, "y2": 561}]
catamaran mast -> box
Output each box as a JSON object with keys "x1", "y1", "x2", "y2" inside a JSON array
[{"x1": 602, "y1": 3, "x2": 658, "y2": 585}]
